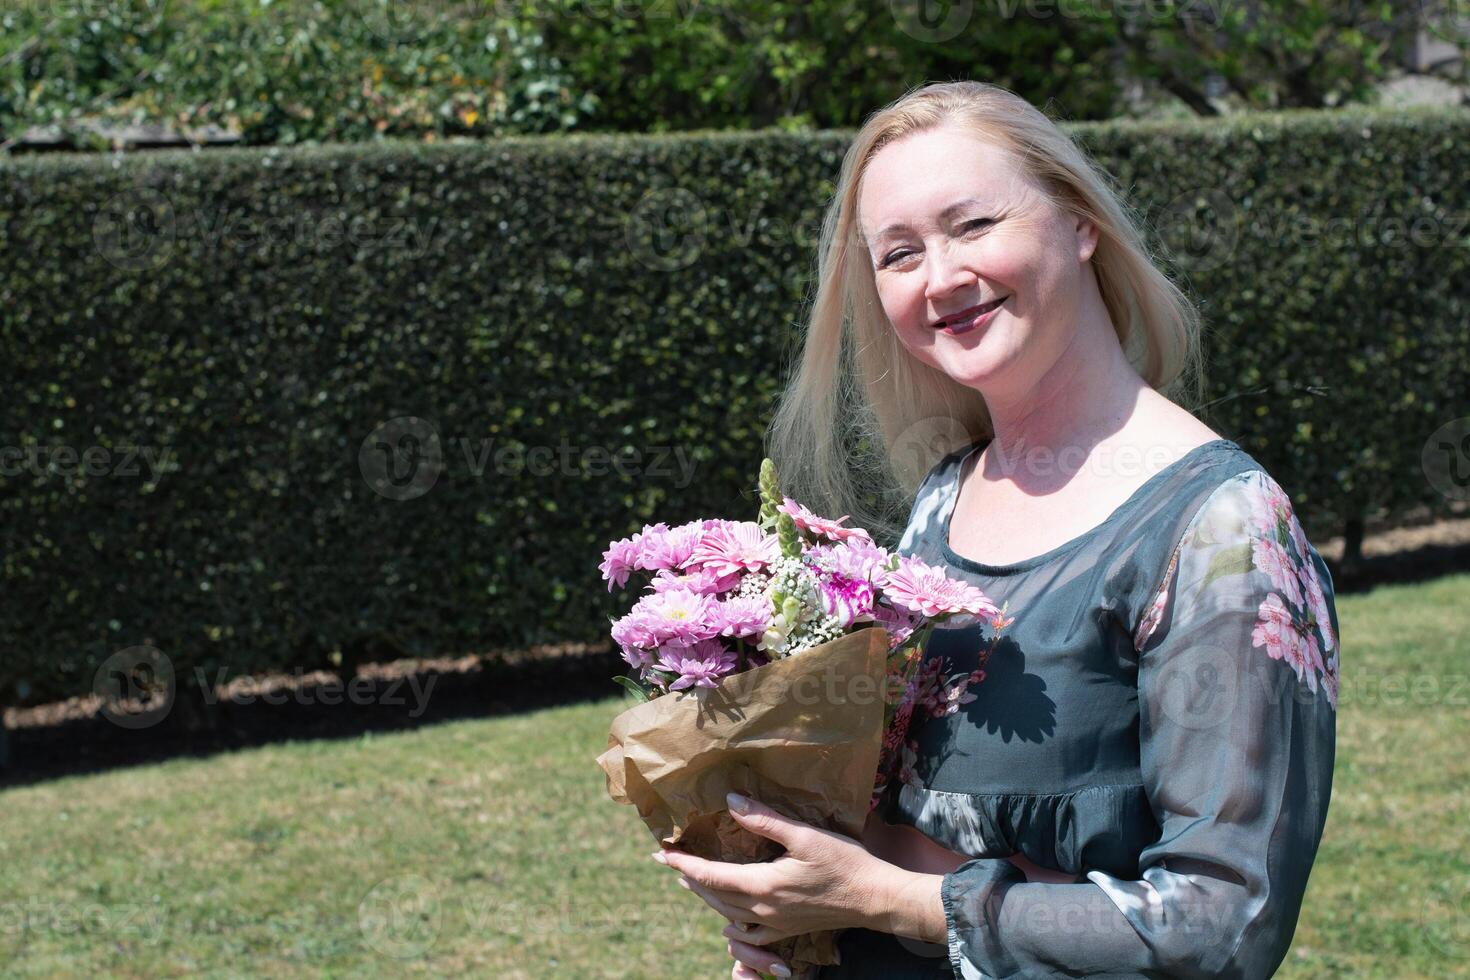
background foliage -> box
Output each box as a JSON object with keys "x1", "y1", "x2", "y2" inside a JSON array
[
  {"x1": 2, "y1": 0, "x2": 1463, "y2": 152},
  {"x1": 2, "y1": 105, "x2": 1466, "y2": 708}
]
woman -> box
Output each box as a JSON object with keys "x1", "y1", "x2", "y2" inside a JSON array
[{"x1": 651, "y1": 80, "x2": 1338, "y2": 979}]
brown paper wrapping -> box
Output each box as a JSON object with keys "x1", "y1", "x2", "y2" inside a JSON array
[{"x1": 595, "y1": 626, "x2": 891, "y2": 975}]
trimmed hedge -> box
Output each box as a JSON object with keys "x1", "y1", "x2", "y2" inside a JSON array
[{"x1": 1, "y1": 105, "x2": 1466, "y2": 709}]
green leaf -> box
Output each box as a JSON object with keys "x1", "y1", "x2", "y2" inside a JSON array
[
  {"x1": 1197, "y1": 543, "x2": 1255, "y2": 592},
  {"x1": 612, "y1": 675, "x2": 651, "y2": 704}
]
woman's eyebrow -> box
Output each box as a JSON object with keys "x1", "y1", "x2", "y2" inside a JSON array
[{"x1": 872, "y1": 196, "x2": 992, "y2": 244}]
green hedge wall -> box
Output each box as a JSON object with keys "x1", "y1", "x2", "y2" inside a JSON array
[{"x1": 1, "y1": 105, "x2": 1466, "y2": 708}]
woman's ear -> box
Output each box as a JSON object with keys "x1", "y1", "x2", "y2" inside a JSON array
[{"x1": 1076, "y1": 216, "x2": 1100, "y2": 264}]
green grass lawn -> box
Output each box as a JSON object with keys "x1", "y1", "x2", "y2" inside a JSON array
[{"x1": 1, "y1": 574, "x2": 1467, "y2": 978}]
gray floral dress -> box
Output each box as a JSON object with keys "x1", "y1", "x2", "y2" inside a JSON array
[{"x1": 816, "y1": 437, "x2": 1339, "y2": 979}]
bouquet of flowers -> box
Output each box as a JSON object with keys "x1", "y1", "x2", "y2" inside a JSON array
[{"x1": 594, "y1": 459, "x2": 1009, "y2": 973}]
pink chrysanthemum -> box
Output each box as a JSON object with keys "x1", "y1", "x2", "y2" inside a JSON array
[
  {"x1": 873, "y1": 601, "x2": 924, "y2": 649},
  {"x1": 609, "y1": 611, "x2": 657, "y2": 651},
  {"x1": 625, "y1": 587, "x2": 721, "y2": 648},
  {"x1": 686, "y1": 521, "x2": 781, "y2": 578},
  {"x1": 877, "y1": 554, "x2": 1000, "y2": 620},
  {"x1": 822, "y1": 536, "x2": 892, "y2": 583},
  {"x1": 638, "y1": 520, "x2": 709, "y2": 572},
  {"x1": 599, "y1": 531, "x2": 647, "y2": 591},
  {"x1": 713, "y1": 595, "x2": 773, "y2": 638},
  {"x1": 616, "y1": 640, "x2": 656, "y2": 673},
  {"x1": 778, "y1": 497, "x2": 873, "y2": 543},
  {"x1": 655, "y1": 638, "x2": 737, "y2": 691},
  {"x1": 647, "y1": 566, "x2": 744, "y2": 596},
  {"x1": 604, "y1": 520, "x2": 702, "y2": 591}
]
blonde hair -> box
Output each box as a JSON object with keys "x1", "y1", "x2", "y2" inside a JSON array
[{"x1": 765, "y1": 80, "x2": 1205, "y2": 547}]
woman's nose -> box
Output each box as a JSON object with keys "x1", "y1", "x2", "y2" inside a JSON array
[{"x1": 924, "y1": 242, "x2": 977, "y2": 302}]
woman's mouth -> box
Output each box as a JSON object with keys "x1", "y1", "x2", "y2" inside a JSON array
[{"x1": 933, "y1": 295, "x2": 1007, "y2": 335}]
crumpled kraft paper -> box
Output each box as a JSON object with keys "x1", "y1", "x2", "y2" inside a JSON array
[{"x1": 595, "y1": 626, "x2": 891, "y2": 975}]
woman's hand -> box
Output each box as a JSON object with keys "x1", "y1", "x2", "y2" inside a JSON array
[
  {"x1": 726, "y1": 927, "x2": 808, "y2": 979},
  {"x1": 652, "y1": 792, "x2": 895, "y2": 973}
]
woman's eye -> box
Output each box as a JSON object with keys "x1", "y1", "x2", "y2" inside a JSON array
[{"x1": 878, "y1": 219, "x2": 994, "y2": 268}]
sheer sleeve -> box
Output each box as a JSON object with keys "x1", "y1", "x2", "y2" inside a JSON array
[{"x1": 938, "y1": 469, "x2": 1339, "y2": 979}]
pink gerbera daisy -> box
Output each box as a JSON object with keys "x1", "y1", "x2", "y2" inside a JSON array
[
  {"x1": 877, "y1": 554, "x2": 1000, "y2": 620},
  {"x1": 778, "y1": 497, "x2": 873, "y2": 543},
  {"x1": 686, "y1": 521, "x2": 781, "y2": 578}
]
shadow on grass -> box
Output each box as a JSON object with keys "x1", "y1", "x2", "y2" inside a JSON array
[
  {"x1": 1325, "y1": 539, "x2": 1470, "y2": 594},
  {"x1": 0, "y1": 644, "x2": 627, "y2": 790}
]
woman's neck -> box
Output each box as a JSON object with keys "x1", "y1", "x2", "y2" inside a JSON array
[{"x1": 981, "y1": 325, "x2": 1147, "y2": 490}]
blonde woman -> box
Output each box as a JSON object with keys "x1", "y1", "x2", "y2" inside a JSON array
[{"x1": 652, "y1": 81, "x2": 1338, "y2": 978}]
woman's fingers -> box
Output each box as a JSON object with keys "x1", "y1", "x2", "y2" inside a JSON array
[
  {"x1": 732, "y1": 963, "x2": 763, "y2": 980},
  {"x1": 728, "y1": 935, "x2": 792, "y2": 977}
]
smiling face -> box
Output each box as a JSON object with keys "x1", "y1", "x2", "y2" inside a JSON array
[{"x1": 857, "y1": 122, "x2": 1100, "y2": 401}]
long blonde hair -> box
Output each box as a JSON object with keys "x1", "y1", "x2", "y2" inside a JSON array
[{"x1": 765, "y1": 80, "x2": 1205, "y2": 547}]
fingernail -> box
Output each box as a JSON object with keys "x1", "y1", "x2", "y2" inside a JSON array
[
  {"x1": 726, "y1": 791, "x2": 750, "y2": 814},
  {"x1": 771, "y1": 965, "x2": 792, "y2": 977},
  {"x1": 677, "y1": 876, "x2": 691, "y2": 889},
  {"x1": 651, "y1": 851, "x2": 667, "y2": 865}
]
